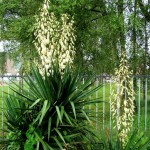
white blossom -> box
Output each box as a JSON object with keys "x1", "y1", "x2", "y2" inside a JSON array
[
  {"x1": 111, "y1": 51, "x2": 135, "y2": 145},
  {"x1": 33, "y1": 0, "x2": 76, "y2": 74}
]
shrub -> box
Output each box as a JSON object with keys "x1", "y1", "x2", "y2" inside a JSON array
[{"x1": 1, "y1": 65, "x2": 101, "y2": 150}]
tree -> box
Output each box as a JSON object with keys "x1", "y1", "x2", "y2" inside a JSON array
[
  {"x1": 0, "y1": 0, "x2": 150, "y2": 75},
  {"x1": 138, "y1": 0, "x2": 150, "y2": 22},
  {"x1": 0, "y1": 52, "x2": 6, "y2": 74},
  {"x1": 0, "y1": 0, "x2": 42, "y2": 74}
]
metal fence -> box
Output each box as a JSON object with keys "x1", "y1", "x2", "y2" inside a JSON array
[{"x1": 0, "y1": 75, "x2": 150, "y2": 137}]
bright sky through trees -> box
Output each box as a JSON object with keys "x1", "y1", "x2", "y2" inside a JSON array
[{"x1": 0, "y1": 42, "x2": 4, "y2": 52}]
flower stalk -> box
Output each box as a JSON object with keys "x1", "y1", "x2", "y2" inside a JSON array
[
  {"x1": 111, "y1": 51, "x2": 135, "y2": 144},
  {"x1": 34, "y1": 0, "x2": 76, "y2": 74}
]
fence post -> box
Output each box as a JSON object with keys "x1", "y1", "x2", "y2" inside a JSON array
[
  {"x1": 96, "y1": 77, "x2": 99, "y2": 132},
  {"x1": 1, "y1": 77, "x2": 4, "y2": 138},
  {"x1": 103, "y1": 78, "x2": 106, "y2": 130},
  {"x1": 109, "y1": 77, "x2": 112, "y2": 141},
  {"x1": 145, "y1": 78, "x2": 148, "y2": 131},
  {"x1": 138, "y1": 78, "x2": 141, "y2": 134}
]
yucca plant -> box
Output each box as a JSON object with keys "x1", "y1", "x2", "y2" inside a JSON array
[
  {"x1": 102, "y1": 130, "x2": 150, "y2": 150},
  {"x1": 1, "y1": 64, "x2": 102, "y2": 150}
]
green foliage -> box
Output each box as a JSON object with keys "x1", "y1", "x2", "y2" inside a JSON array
[
  {"x1": 102, "y1": 130, "x2": 150, "y2": 150},
  {"x1": 1, "y1": 0, "x2": 150, "y2": 75},
  {"x1": 0, "y1": 52, "x2": 7, "y2": 74},
  {"x1": 24, "y1": 125, "x2": 36, "y2": 150},
  {"x1": 0, "y1": 0, "x2": 42, "y2": 74},
  {"x1": 0, "y1": 0, "x2": 42, "y2": 42},
  {"x1": 1, "y1": 64, "x2": 101, "y2": 149},
  {"x1": 6, "y1": 131, "x2": 21, "y2": 150}
]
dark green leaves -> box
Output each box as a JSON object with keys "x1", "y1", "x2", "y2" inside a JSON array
[{"x1": 2, "y1": 64, "x2": 102, "y2": 149}]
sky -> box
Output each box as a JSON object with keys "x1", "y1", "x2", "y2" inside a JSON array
[{"x1": 0, "y1": 42, "x2": 4, "y2": 52}]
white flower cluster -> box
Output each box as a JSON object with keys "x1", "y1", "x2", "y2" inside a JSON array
[
  {"x1": 34, "y1": 0, "x2": 76, "y2": 74},
  {"x1": 111, "y1": 51, "x2": 135, "y2": 144},
  {"x1": 58, "y1": 14, "x2": 76, "y2": 71}
]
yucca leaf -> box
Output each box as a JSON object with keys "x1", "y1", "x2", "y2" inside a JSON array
[
  {"x1": 33, "y1": 113, "x2": 41, "y2": 125},
  {"x1": 48, "y1": 118, "x2": 51, "y2": 141},
  {"x1": 60, "y1": 106, "x2": 64, "y2": 120},
  {"x1": 79, "y1": 99, "x2": 102, "y2": 106},
  {"x1": 24, "y1": 75, "x2": 43, "y2": 98},
  {"x1": 138, "y1": 139, "x2": 150, "y2": 150},
  {"x1": 52, "y1": 137, "x2": 63, "y2": 149},
  {"x1": 56, "y1": 106, "x2": 62, "y2": 124},
  {"x1": 82, "y1": 110, "x2": 91, "y2": 123},
  {"x1": 79, "y1": 75, "x2": 94, "y2": 90},
  {"x1": 30, "y1": 98, "x2": 42, "y2": 108},
  {"x1": 4, "y1": 122, "x2": 14, "y2": 131},
  {"x1": 32, "y1": 67, "x2": 48, "y2": 98},
  {"x1": 78, "y1": 85, "x2": 102, "y2": 99},
  {"x1": 64, "y1": 133, "x2": 81, "y2": 139},
  {"x1": 39, "y1": 100, "x2": 49, "y2": 125},
  {"x1": 56, "y1": 116, "x2": 60, "y2": 127},
  {"x1": 131, "y1": 132, "x2": 145, "y2": 149},
  {"x1": 4, "y1": 88, "x2": 32, "y2": 103},
  {"x1": 44, "y1": 73, "x2": 54, "y2": 102},
  {"x1": 64, "y1": 111, "x2": 73, "y2": 125},
  {"x1": 56, "y1": 80, "x2": 62, "y2": 100},
  {"x1": 8, "y1": 80, "x2": 33, "y2": 99},
  {"x1": 125, "y1": 130, "x2": 138, "y2": 150},
  {"x1": 36, "y1": 141, "x2": 40, "y2": 150},
  {"x1": 34, "y1": 131, "x2": 51, "y2": 150},
  {"x1": 54, "y1": 128, "x2": 66, "y2": 144},
  {"x1": 70, "y1": 101, "x2": 76, "y2": 119}
]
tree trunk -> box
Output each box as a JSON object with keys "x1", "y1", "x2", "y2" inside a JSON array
[
  {"x1": 117, "y1": 0, "x2": 125, "y2": 53},
  {"x1": 143, "y1": 20, "x2": 148, "y2": 100},
  {"x1": 132, "y1": 0, "x2": 138, "y2": 109}
]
